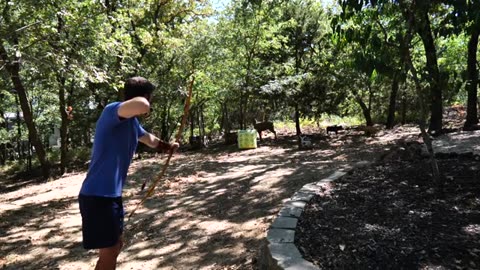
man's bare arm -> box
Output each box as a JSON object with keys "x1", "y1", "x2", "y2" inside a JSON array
[
  {"x1": 118, "y1": 97, "x2": 150, "y2": 119},
  {"x1": 139, "y1": 133, "x2": 179, "y2": 151},
  {"x1": 139, "y1": 133, "x2": 160, "y2": 148}
]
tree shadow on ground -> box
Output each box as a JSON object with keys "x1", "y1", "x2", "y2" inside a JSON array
[
  {"x1": 0, "y1": 197, "x2": 92, "y2": 269},
  {"x1": 0, "y1": 132, "x2": 403, "y2": 269},
  {"x1": 0, "y1": 170, "x2": 44, "y2": 194},
  {"x1": 119, "y1": 133, "x2": 397, "y2": 268}
]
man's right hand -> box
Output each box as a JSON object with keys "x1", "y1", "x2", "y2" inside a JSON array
[
  {"x1": 156, "y1": 141, "x2": 179, "y2": 152},
  {"x1": 170, "y1": 142, "x2": 180, "y2": 151}
]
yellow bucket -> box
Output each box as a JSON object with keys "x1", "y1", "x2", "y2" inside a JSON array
[{"x1": 238, "y1": 130, "x2": 257, "y2": 149}]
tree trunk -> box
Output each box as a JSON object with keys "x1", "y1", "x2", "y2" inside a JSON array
[
  {"x1": 166, "y1": 102, "x2": 175, "y2": 140},
  {"x1": 190, "y1": 110, "x2": 195, "y2": 138},
  {"x1": 405, "y1": 44, "x2": 442, "y2": 188},
  {"x1": 198, "y1": 107, "x2": 202, "y2": 137},
  {"x1": 84, "y1": 129, "x2": 90, "y2": 147},
  {"x1": 239, "y1": 92, "x2": 244, "y2": 130},
  {"x1": 0, "y1": 43, "x2": 50, "y2": 178},
  {"x1": 27, "y1": 138, "x2": 32, "y2": 171},
  {"x1": 219, "y1": 102, "x2": 225, "y2": 132},
  {"x1": 355, "y1": 95, "x2": 373, "y2": 126},
  {"x1": 224, "y1": 103, "x2": 230, "y2": 133},
  {"x1": 0, "y1": 107, "x2": 5, "y2": 165},
  {"x1": 464, "y1": 28, "x2": 479, "y2": 129},
  {"x1": 401, "y1": 1, "x2": 442, "y2": 188},
  {"x1": 294, "y1": 103, "x2": 302, "y2": 135},
  {"x1": 386, "y1": 73, "x2": 399, "y2": 129},
  {"x1": 401, "y1": 94, "x2": 407, "y2": 125},
  {"x1": 200, "y1": 105, "x2": 206, "y2": 144},
  {"x1": 58, "y1": 76, "x2": 68, "y2": 175},
  {"x1": 417, "y1": 10, "x2": 443, "y2": 133},
  {"x1": 160, "y1": 103, "x2": 172, "y2": 141},
  {"x1": 15, "y1": 96, "x2": 22, "y2": 160}
]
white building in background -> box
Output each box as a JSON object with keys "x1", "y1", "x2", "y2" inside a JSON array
[
  {"x1": 48, "y1": 127, "x2": 61, "y2": 148},
  {"x1": 3, "y1": 112, "x2": 22, "y2": 131}
]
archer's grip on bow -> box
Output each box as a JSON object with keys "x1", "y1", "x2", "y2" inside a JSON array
[{"x1": 156, "y1": 140, "x2": 178, "y2": 152}]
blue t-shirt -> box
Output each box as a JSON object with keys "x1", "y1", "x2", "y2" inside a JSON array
[{"x1": 79, "y1": 102, "x2": 146, "y2": 197}]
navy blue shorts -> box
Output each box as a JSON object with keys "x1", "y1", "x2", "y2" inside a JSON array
[{"x1": 78, "y1": 195, "x2": 124, "y2": 249}]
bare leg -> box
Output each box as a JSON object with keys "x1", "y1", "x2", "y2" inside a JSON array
[{"x1": 95, "y1": 236, "x2": 123, "y2": 270}]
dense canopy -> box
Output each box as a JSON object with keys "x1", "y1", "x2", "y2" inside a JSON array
[{"x1": 0, "y1": 0, "x2": 478, "y2": 177}]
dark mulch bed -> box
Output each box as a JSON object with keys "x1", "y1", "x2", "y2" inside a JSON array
[{"x1": 295, "y1": 151, "x2": 480, "y2": 270}]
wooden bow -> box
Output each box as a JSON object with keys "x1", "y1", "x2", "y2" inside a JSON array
[{"x1": 128, "y1": 75, "x2": 195, "y2": 221}]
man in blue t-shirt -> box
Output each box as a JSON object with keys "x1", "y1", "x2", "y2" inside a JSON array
[{"x1": 78, "y1": 77, "x2": 178, "y2": 270}]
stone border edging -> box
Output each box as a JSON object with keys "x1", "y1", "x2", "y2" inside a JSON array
[{"x1": 259, "y1": 161, "x2": 371, "y2": 270}]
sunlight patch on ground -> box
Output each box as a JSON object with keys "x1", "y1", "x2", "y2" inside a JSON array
[
  {"x1": 0, "y1": 173, "x2": 84, "y2": 208},
  {"x1": 364, "y1": 223, "x2": 401, "y2": 236},
  {"x1": 250, "y1": 168, "x2": 295, "y2": 190},
  {"x1": 212, "y1": 188, "x2": 227, "y2": 194},
  {"x1": 234, "y1": 219, "x2": 265, "y2": 239},
  {"x1": 408, "y1": 210, "x2": 433, "y2": 218},
  {"x1": 0, "y1": 201, "x2": 85, "y2": 267},
  {"x1": 463, "y1": 224, "x2": 480, "y2": 235},
  {"x1": 0, "y1": 202, "x2": 21, "y2": 212},
  {"x1": 196, "y1": 220, "x2": 235, "y2": 233},
  {"x1": 333, "y1": 154, "x2": 348, "y2": 161},
  {"x1": 419, "y1": 264, "x2": 448, "y2": 270}
]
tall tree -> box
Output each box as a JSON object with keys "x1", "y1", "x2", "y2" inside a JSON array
[
  {"x1": 339, "y1": 0, "x2": 446, "y2": 133},
  {"x1": 407, "y1": 0, "x2": 443, "y2": 133},
  {"x1": 0, "y1": 1, "x2": 50, "y2": 177},
  {"x1": 278, "y1": 0, "x2": 325, "y2": 135},
  {"x1": 452, "y1": 0, "x2": 480, "y2": 129}
]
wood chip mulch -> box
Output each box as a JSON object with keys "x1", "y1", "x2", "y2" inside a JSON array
[{"x1": 295, "y1": 149, "x2": 480, "y2": 270}]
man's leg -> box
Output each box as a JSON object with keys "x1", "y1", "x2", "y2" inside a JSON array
[
  {"x1": 95, "y1": 236, "x2": 123, "y2": 270},
  {"x1": 79, "y1": 195, "x2": 125, "y2": 270}
]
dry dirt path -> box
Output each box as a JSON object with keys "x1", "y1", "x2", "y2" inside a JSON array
[{"x1": 0, "y1": 128, "x2": 418, "y2": 269}]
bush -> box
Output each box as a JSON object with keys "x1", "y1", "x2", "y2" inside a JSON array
[{"x1": 68, "y1": 147, "x2": 92, "y2": 165}]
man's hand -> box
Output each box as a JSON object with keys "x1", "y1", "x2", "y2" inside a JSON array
[
  {"x1": 170, "y1": 142, "x2": 179, "y2": 151},
  {"x1": 156, "y1": 141, "x2": 179, "y2": 152}
]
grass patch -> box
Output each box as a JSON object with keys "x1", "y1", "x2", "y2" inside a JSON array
[{"x1": 274, "y1": 115, "x2": 364, "y2": 132}]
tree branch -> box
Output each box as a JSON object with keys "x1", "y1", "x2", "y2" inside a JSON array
[
  {"x1": 15, "y1": 21, "x2": 42, "y2": 33},
  {"x1": 375, "y1": 18, "x2": 400, "y2": 48}
]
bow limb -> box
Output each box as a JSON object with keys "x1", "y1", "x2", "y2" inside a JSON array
[{"x1": 128, "y1": 75, "x2": 195, "y2": 220}]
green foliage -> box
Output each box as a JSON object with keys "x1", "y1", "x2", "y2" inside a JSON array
[
  {"x1": 0, "y1": 0, "x2": 478, "y2": 174},
  {"x1": 274, "y1": 114, "x2": 364, "y2": 131},
  {"x1": 317, "y1": 114, "x2": 364, "y2": 127},
  {"x1": 1, "y1": 160, "x2": 29, "y2": 175},
  {"x1": 68, "y1": 147, "x2": 92, "y2": 164}
]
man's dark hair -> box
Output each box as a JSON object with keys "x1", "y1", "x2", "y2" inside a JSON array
[{"x1": 124, "y1": 76, "x2": 155, "y2": 101}]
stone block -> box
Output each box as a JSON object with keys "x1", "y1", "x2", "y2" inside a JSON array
[
  {"x1": 326, "y1": 170, "x2": 347, "y2": 181},
  {"x1": 280, "y1": 257, "x2": 319, "y2": 270},
  {"x1": 269, "y1": 243, "x2": 302, "y2": 259},
  {"x1": 267, "y1": 229, "x2": 295, "y2": 243},
  {"x1": 278, "y1": 205, "x2": 303, "y2": 218},
  {"x1": 300, "y1": 184, "x2": 321, "y2": 193},
  {"x1": 291, "y1": 192, "x2": 314, "y2": 202},
  {"x1": 283, "y1": 200, "x2": 307, "y2": 209},
  {"x1": 271, "y1": 217, "x2": 298, "y2": 229}
]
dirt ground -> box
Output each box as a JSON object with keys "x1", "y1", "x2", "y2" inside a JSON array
[{"x1": 0, "y1": 126, "x2": 420, "y2": 270}]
